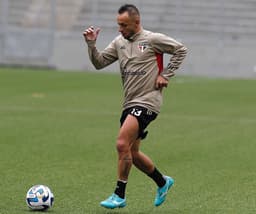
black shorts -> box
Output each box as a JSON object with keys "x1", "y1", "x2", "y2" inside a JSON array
[{"x1": 120, "y1": 106, "x2": 157, "y2": 140}]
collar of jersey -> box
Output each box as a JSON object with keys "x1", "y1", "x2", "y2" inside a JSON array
[{"x1": 127, "y1": 28, "x2": 143, "y2": 42}]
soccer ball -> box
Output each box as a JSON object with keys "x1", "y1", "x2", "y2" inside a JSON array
[{"x1": 26, "y1": 184, "x2": 54, "y2": 211}]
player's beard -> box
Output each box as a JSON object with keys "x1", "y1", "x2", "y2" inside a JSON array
[{"x1": 122, "y1": 30, "x2": 136, "y2": 40}]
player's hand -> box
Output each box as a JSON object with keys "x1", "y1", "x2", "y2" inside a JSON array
[
  {"x1": 83, "y1": 26, "x2": 100, "y2": 41},
  {"x1": 155, "y1": 75, "x2": 168, "y2": 90}
]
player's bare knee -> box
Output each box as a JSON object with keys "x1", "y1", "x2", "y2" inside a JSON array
[{"x1": 116, "y1": 138, "x2": 129, "y2": 154}]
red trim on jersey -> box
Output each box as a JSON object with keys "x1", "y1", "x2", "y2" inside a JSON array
[{"x1": 155, "y1": 53, "x2": 163, "y2": 74}]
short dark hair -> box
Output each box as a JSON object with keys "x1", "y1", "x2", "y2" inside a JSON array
[{"x1": 118, "y1": 4, "x2": 140, "y2": 17}]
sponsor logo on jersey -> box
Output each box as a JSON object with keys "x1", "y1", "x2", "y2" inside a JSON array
[{"x1": 122, "y1": 69, "x2": 146, "y2": 76}]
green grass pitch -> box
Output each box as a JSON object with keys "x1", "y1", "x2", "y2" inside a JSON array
[{"x1": 0, "y1": 67, "x2": 255, "y2": 213}]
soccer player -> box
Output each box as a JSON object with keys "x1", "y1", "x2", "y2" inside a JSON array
[{"x1": 83, "y1": 4, "x2": 187, "y2": 209}]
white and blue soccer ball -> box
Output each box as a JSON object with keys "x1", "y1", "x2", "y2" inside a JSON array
[{"x1": 26, "y1": 184, "x2": 54, "y2": 211}]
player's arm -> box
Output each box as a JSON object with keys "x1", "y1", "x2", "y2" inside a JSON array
[
  {"x1": 163, "y1": 41, "x2": 187, "y2": 80},
  {"x1": 83, "y1": 26, "x2": 118, "y2": 69},
  {"x1": 152, "y1": 33, "x2": 187, "y2": 82}
]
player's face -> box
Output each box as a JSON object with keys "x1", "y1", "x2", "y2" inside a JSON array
[{"x1": 117, "y1": 12, "x2": 139, "y2": 40}]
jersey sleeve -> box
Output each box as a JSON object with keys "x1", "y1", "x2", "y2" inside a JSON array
[
  {"x1": 150, "y1": 33, "x2": 187, "y2": 80},
  {"x1": 86, "y1": 38, "x2": 118, "y2": 69}
]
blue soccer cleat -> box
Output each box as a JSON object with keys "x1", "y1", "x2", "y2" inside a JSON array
[
  {"x1": 100, "y1": 193, "x2": 126, "y2": 209},
  {"x1": 154, "y1": 176, "x2": 174, "y2": 207}
]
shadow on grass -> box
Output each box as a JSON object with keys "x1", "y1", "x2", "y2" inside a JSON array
[
  {"x1": 95, "y1": 208, "x2": 184, "y2": 214},
  {"x1": 22, "y1": 208, "x2": 55, "y2": 213}
]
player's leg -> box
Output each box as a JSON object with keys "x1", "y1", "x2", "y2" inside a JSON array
[
  {"x1": 131, "y1": 139, "x2": 166, "y2": 186},
  {"x1": 100, "y1": 114, "x2": 139, "y2": 209},
  {"x1": 131, "y1": 138, "x2": 174, "y2": 207},
  {"x1": 131, "y1": 139, "x2": 154, "y2": 174},
  {"x1": 116, "y1": 114, "x2": 139, "y2": 181}
]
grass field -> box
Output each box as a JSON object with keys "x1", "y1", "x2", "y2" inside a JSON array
[{"x1": 0, "y1": 67, "x2": 255, "y2": 214}]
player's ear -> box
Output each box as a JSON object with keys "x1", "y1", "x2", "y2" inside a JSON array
[{"x1": 135, "y1": 17, "x2": 140, "y2": 25}]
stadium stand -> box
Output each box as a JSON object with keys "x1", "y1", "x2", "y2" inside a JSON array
[
  {"x1": 74, "y1": 0, "x2": 256, "y2": 36},
  {"x1": 0, "y1": 0, "x2": 256, "y2": 77},
  {"x1": 22, "y1": 0, "x2": 84, "y2": 30},
  {"x1": 4, "y1": 0, "x2": 256, "y2": 37}
]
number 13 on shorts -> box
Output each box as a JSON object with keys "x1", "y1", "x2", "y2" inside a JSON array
[{"x1": 131, "y1": 108, "x2": 142, "y2": 117}]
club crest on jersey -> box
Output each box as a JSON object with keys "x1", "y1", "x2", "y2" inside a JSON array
[{"x1": 138, "y1": 41, "x2": 149, "y2": 52}]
